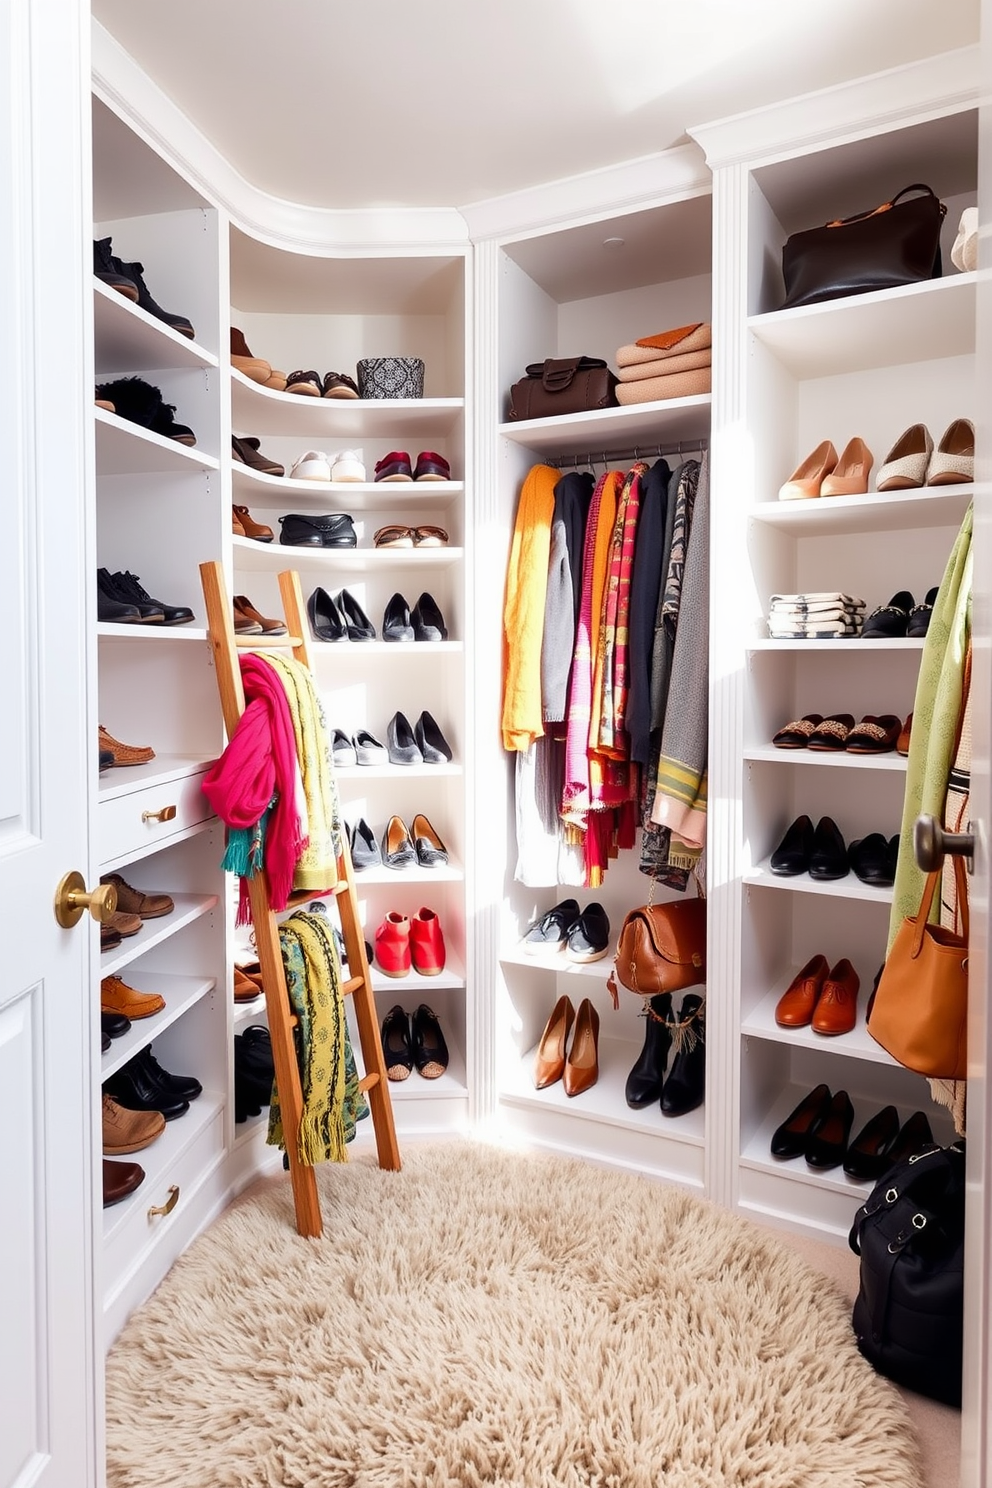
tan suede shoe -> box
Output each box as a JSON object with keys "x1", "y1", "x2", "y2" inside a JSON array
[{"x1": 102, "y1": 1093, "x2": 165, "y2": 1155}]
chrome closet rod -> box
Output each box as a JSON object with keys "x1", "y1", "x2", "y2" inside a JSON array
[{"x1": 544, "y1": 436, "x2": 709, "y2": 470}]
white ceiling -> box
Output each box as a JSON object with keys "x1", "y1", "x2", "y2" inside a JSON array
[{"x1": 92, "y1": 0, "x2": 979, "y2": 212}]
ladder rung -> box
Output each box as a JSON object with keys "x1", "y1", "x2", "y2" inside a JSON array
[
  {"x1": 341, "y1": 975, "x2": 363, "y2": 996},
  {"x1": 358, "y1": 1071, "x2": 381, "y2": 1093}
]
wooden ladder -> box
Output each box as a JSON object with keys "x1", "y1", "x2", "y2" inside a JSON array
[{"x1": 199, "y1": 560, "x2": 401, "y2": 1238}]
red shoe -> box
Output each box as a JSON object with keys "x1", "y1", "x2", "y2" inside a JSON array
[
  {"x1": 374, "y1": 451, "x2": 413, "y2": 483},
  {"x1": 410, "y1": 907, "x2": 446, "y2": 976},
  {"x1": 375, "y1": 912, "x2": 411, "y2": 977},
  {"x1": 413, "y1": 451, "x2": 450, "y2": 482}
]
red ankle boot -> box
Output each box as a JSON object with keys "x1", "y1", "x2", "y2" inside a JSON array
[{"x1": 410, "y1": 908, "x2": 446, "y2": 976}]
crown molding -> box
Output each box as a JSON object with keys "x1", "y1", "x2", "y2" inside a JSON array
[
  {"x1": 689, "y1": 45, "x2": 983, "y2": 169},
  {"x1": 460, "y1": 142, "x2": 710, "y2": 245},
  {"x1": 92, "y1": 20, "x2": 470, "y2": 253}
]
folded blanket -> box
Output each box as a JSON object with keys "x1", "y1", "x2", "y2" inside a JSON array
[
  {"x1": 768, "y1": 620, "x2": 863, "y2": 638},
  {"x1": 617, "y1": 348, "x2": 711, "y2": 383},
  {"x1": 770, "y1": 591, "x2": 865, "y2": 608},
  {"x1": 616, "y1": 367, "x2": 711, "y2": 406},
  {"x1": 616, "y1": 323, "x2": 712, "y2": 368}
]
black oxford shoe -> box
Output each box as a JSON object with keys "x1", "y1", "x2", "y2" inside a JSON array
[{"x1": 133, "y1": 1045, "x2": 202, "y2": 1103}]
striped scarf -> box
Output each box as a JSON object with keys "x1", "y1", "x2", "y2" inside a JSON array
[{"x1": 596, "y1": 461, "x2": 646, "y2": 759}]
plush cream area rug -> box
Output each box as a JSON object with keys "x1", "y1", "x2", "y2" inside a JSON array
[{"x1": 106, "y1": 1141, "x2": 922, "y2": 1487}]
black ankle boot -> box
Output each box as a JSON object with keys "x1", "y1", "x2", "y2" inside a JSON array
[
  {"x1": 624, "y1": 993, "x2": 672, "y2": 1109},
  {"x1": 660, "y1": 994, "x2": 705, "y2": 1117},
  {"x1": 110, "y1": 254, "x2": 195, "y2": 339},
  {"x1": 93, "y1": 237, "x2": 138, "y2": 300},
  {"x1": 94, "y1": 375, "x2": 196, "y2": 446}
]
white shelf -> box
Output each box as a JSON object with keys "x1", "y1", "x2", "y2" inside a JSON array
[
  {"x1": 231, "y1": 370, "x2": 464, "y2": 439},
  {"x1": 743, "y1": 861, "x2": 893, "y2": 904},
  {"x1": 497, "y1": 394, "x2": 711, "y2": 456},
  {"x1": 94, "y1": 408, "x2": 219, "y2": 476},
  {"x1": 232, "y1": 464, "x2": 464, "y2": 510},
  {"x1": 499, "y1": 946, "x2": 614, "y2": 981},
  {"x1": 741, "y1": 971, "x2": 897, "y2": 1067},
  {"x1": 747, "y1": 271, "x2": 977, "y2": 379},
  {"x1": 750, "y1": 484, "x2": 974, "y2": 535},
  {"x1": 382, "y1": 1050, "x2": 469, "y2": 1102},
  {"x1": 233, "y1": 536, "x2": 463, "y2": 574},
  {"x1": 743, "y1": 745, "x2": 907, "y2": 772},
  {"x1": 349, "y1": 858, "x2": 465, "y2": 886},
  {"x1": 93, "y1": 280, "x2": 218, "y2": 374},
  {"x1": 335, "y1": 763, "x2": 462, "y2": 780},
  {"x1": 99, "y1": 892, "x2": 221, "y2": 978},
  {"x1": 739, "y1": 1086, "x2": 877, "y2": 1199},
  {"x1": 101, "y1": 974, "x2": 216, "y2": 1078},
  {"x1": 369, "y1": 950, "x2": 467, "y2": 993},
  {"x1": 501, "y1": 1034, "x2": 705, "y2": 1146},
  {"x1": 308, "y1": 640, "x2": 463, "y2": 658},
  {"x1": 97, "y1": 623, "x2": 208, "y2": 642},
  {"x1": 98, "y1": 754, "x2": 213, "y2": 801},
  {"x1": 748, "y1": 637, "x2": 924, "y2": 652}
]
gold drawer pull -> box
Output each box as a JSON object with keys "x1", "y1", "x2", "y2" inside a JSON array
[
  {"x1": 142, "y1": 804, "x2": 177, "y2": 823},
  {"x1": 148, "y1": 1185, "x2": 180, "y2": 1219}
]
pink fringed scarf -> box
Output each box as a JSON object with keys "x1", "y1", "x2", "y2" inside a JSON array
[{"x1": 202, "y1": 653, "x2": 306, "y2": 918}]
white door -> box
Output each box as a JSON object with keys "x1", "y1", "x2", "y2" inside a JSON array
[{"x1": 0, "y1": 3, "x2": 98, "y2": 1486}]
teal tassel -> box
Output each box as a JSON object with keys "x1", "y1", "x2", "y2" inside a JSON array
[{"x1": 222, "y1": 827, "x2": 255, "y2": 876}]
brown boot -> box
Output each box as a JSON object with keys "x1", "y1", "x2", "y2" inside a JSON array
[{"x1": 100, "y1": 975, "x2": 165, "y2": 1019}]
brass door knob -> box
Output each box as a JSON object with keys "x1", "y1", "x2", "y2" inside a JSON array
[
  {"x1": 914, "y1": 814, "x2": 974, "y2": 874},
  {"x1": 53, "y1": 871, "x2": 118, "y2": 928}
]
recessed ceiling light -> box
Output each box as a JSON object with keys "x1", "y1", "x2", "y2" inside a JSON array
[{"x1": 603, "y1": 236, "x2": 625, "y2": 249}]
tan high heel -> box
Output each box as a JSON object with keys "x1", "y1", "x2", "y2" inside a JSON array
[
  {"x1": 563, "y1": 997, "x2": 600, "y2": 1098},
  {"x1": 534, "y1": 995, "x2": 574, "y2": 1089},
  {"x1": 778, "y1": 439, "x2": 838, "y2": 501},
  {"x1": 821, "y1": 437, "x2": 873, "y2": 497}
]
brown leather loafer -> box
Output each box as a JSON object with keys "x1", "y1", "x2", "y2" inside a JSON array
[
  {"x1": 232, "y1": 504, "x2": 274, "y2": 543},
  {"x1": 811, "y1": 958, "x2": 860, "y2": 1036},
  {"x1": 100, "y1": 974, "x2": 166, "y2": 1019},
  {"x1": 102, "y1": 1158, "x2": 145, "y2": 1207},
  {"x1": 534, "y1": 994, "x2": 574, "y2": 1089},
  {"x1": 563, "y1": 997, "x2": 600, "y2": 1098},
  {"x1": 107, "y1": 909, "x2": 142, "y2": 938},
  {"x1": 100, "y1": 872, "x2": 174, "y2": 919},
  {"x1": 233, "y1": 595, "x2": 287, "y2": 636},
  {"x1": 97, "y1": 724, "x2": 155, "y2": 766},
  {"x1": 774, "y1": 953, "x2": 829, "y2": 1027}
]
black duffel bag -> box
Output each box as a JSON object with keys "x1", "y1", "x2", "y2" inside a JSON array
[{"x1": 848, "y1": 1139, "x2": 965, "y2": 1405}]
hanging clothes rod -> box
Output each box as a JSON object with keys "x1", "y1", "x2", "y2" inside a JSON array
[{"x1": 545, "y1": 436, "x2": 709, "y2": 470}]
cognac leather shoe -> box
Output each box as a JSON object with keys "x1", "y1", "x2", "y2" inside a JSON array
[
  {"x1": 808, "y1": 816, "x2": 848, "y2": 881},
  {"x1": 563, "y1": 997, "x2": 600, "y2": 1098},
  {"x1": 770, "y1": 814, "x2": 814, "y2": 876},
  {"x1": 805, "y1": 1088, "x2": 854, "y2": 1169},
  {"x1": 99, "y1": 872, "x2": 174, "y2": 919},
  {"x1": 770, "y1": 1082, "x2": 832, "y2": 1159},
  {"x1": 810, "y1": 958, "x2": 859, "y2": 1035},
  {"x1": 102, "y1": 1158, "x2": 145, "y2": 1207},
  {"x1": 231, "y1": 503, "x2": 274, "y2": 541},
  {"x1": 534, "y1": 994, "x2": 575, "y2": 1089},
  {"x1": 774, "y1": 953, "x2": 829, "y2": 1027},
  {"x1": 101, "y1": 1092, "x2": 165, "y2": 1155},
  {"x1": 843, "y1": 1105, "x2": 900, "y2": 1182}
]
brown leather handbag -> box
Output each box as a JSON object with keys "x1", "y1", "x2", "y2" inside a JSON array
[
  {"x1": 507, "y1": 356, "x2": 618, "y2": 421},
  {"x1": 780, "y1": 183, "x2": 946, "y2": 310},
  {"x1": 867, "y1": 856, "x2": 969, "y2": 1079},
  {"x1": 607, "y1": 894, "x2": 706, "y2": 1009}
]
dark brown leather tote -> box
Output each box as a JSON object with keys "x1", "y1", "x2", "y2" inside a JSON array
[
  {"x1": 507, "y1": 356, "x2": 618, "y2": 421},
  {"x1": 607, "y1": 897, "x2": 706, "y2": 1009},
  {"x1": 780, "y1": 183, "x2": 946, "y2": 310}
]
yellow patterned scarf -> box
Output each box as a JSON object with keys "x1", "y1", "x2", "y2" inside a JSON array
[{"x1": 260, "y1": 651, "x2": 343, "y2": 892}]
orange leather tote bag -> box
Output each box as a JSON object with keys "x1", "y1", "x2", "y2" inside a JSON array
[
  {"x1": 868, "y1": 856, "x2": 969, "y2": 1080},
  {"x1": 607, "y1": 895, "x2": 705, "y2": 1009}
]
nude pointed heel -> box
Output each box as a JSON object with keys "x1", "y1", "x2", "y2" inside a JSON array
[
  {"x1": 820, "y1": 436, "x2": 873, "y2": 496},
  {"x1": 778, "y1": 439, "x2": 838, "y2": 501}
]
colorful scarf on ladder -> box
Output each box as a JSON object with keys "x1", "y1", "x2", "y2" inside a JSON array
[
  {"x1": 260, "y1": 650, "x2": 343, "y2": 893},
  {"x1": 267, "y1": 911, "x2": 353, "y2": 1164}
]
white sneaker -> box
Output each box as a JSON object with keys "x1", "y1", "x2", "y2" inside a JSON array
[
  {"x1": 951, "y1": 206, "x2": 978, "y2": 274},
  {"x1": 331, "y1": 449, "x2": 366, "y2": 482},
  {"x1": 290, "y1": 450, "x2": 331, "y2": 482}
]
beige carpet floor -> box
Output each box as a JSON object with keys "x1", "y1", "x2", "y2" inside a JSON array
[{"x1": 106, "y1": 1140, "x2": 927, "y2": 1488}]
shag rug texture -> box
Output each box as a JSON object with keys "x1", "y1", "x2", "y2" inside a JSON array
[{"x1": 106, "y1": 1141, "x2": 923, "y2": 1487}]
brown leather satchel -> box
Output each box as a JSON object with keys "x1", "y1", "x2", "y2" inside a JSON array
[
  {"x1": 507, "y1": 356, "x2": 618, "y2": 421},
  {"x1": 607, "y1": 895, "x2": 706, "y2": 1009},
  {"x1": 867, "y1": 856, "x2": 969, "y2": 1080},
  {"x1": 780, "y1": 183, "x2": 946, "y2": 311}
]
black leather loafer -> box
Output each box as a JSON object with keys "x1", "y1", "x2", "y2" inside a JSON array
[
  {"x1": 887, "y1": 1110, "x2": 935, "y2": 1166},
  {"x1": 862, "y1": 590, "x2": 914, "y2": 639},
  {"x1": 412, "y1": 591, "x2": 448, "y2": 641},
  {"x1": 387, "y1": 711, "x2": 422, "y2": 765},
  {"x1": 770, "y1": 1082, "x2": 831, "y2": 1159},
  {"x1": 805, "y1": 1088, "x2": 854, "y2": 1169},
  {"x1": 380, "y1": 1005, "x2": 414, "y2": 1080},
  {"x1": 660, "y1": 993, "x2": 705, "y2": 1117},
  {"x1": 415, "y1": 710, "x2": 453, "y2": 764},
  {"x1": 565, "y1": 902, "x2": 611, "y2": 963},
  {"x1": 849, "y1": 832, "x2": 896, "y2": 886},
  {"x1": 843, "y1": 1104, "x2": 900, "y2": 1182},
  {"x1": 307, "y1": 585, "x2": 346, "y2": 641},
  {"x1": 382, "y1": 592, "x2": 414, "y2": 641},
  {"x1": 412, "y1": 1004, "x2": 449, "y2": 1078},
  {"x1": 769, "y1": 814, "x2": 814, "y2": 876},
  {"x1": 101, "y1": 1010, "x2": 131, "y2": 1040},
  {"x1": 523, "y1": 899, "x2": 580, "y2": 954},
  {"x1": 808, "y1": 815, "x2": 849, "y2": 880},
  {"x1": 625, "y1": 993, "x2": 672, "y2": 1108}
]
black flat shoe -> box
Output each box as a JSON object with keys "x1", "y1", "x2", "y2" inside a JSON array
[
  {"x1": 412, "y1": 1004, "x2": 449, "y2": 1079},
  {"x1": 843, "y1": 1105, "x2": 901, "y2": 1182},
  {"x1": 101, "y1": 1010, "x2": 131, "y2": 1040},
  {"x1": 907, "y1": 586, "x2": 939, "y2": 637},
  {"x1": 337, "y1": 589, "x2": 375, "y2": 640},
  {"x1": 805, "y1": 1089, "x2": 854, "y2": 1169},
  {"x1": 887, "y1": 1110, "x2": 935, "y2": 1166},
  {"x1": 523, "y1": 898, "x2": 580, "y2": 954},
  {"x1": 412, "y1": 591, "x2": 448, "y2": 641},
  {"x1": 808, "y1": 815, "x2": 848, "y2": 880},
  {"x1": 770, "y1": 1082, "x2": 832, "y2": 1159},
  {"x1": 848, "y1": 831, "x2": 897, "y2": 886},
  {"x1": 387, "y1": 710, "x2": 422, "y2": 765},
  {"x1": 565, "y1": 902, "x2": 611, "y2": 963},
  {"x1": 862, "y1": 590, "x2": 914, "y2": 639},
  {"x1": 383, "y1": 592, "x2": 414, "y2": 641},
  {"x1": 415, "y1": 710, "x2": 453, "y2": 764},
  {"x1": 660, "y1": 994, "x2": 705, "y2": 1117},
  {"x1": 770, "y1": 813, "x2": 814, "y2": 876},
  {"x1": 625, "y1": 993, "x2": 673, "y2": 1108},
  {"x1": 380, "y1": 1005, "x2": 414, "y2": 1081},
  {"x1": 307, "y1": 585, "x2": 346, "y2": 641}
]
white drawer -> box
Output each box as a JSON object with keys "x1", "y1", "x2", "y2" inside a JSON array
[{"x1": 98, "y1": 769, "x2": 213, "y2": 866}]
